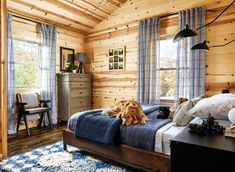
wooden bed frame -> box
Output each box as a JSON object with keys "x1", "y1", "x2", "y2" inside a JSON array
[{"x1": 63, "y1": 129, "x2": 170, "y2": 172}]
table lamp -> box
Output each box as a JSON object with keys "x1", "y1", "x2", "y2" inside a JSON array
[{"x1": 76, "y1": 52, "x2": 87, "y2": 74}]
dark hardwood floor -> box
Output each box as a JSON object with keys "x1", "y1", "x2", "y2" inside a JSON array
[{"x1": 8, "y1": 122, "x2": 67, "y2": 157}]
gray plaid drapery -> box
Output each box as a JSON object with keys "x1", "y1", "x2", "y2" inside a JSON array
[
  {"x1": 175, "y1": 7, "x2": 206, "y2": 101},
  {"x1": 137, "y1": 18, "x2": 160, "y2": 104},
  {"x1": 40, "y1": 24, "x2": 57, "y2": 124},
  {"x1": 7, "y1": 13, "x2": 16, "y2": 134}
]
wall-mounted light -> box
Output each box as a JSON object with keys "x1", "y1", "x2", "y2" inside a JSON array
[
  {"x1": 173, "y1": 0, "x2": 235, "y2": 43},
  {"x1": 191, "y1": 39, "x2": 235, "y2": 51}
]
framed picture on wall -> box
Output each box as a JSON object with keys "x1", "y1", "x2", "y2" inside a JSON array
[
  {"x1": 60, "y1": 47, "x2": 75, "y2": 72},
  {"x1": 108, "y1": 47, "x2": 125, "y2": 71}
]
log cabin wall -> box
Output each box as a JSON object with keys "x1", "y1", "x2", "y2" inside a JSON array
[
  {"x1": 12, "y1": 17, "x2": 85, "y2": 129},
  {"x1": 85, "y1": 0, "x2": 235, "y2": 109},
  {"x1": 0, "y1": 0, "x2": 7, "y2": 158}
]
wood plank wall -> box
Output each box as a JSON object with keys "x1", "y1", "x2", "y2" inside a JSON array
[
  {"x1": 85, "y1": 0, "x2": 235, "y2": 109},
  {"x1": 12, "y1": 17, "x2": 85, "y2": 129},
  {"x1": 0, "y1": 0, "x2": 8, "y2": 158}
]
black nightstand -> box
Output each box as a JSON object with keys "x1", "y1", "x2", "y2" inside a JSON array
[{"x1": 171, "y1": 128, "x2": 235, "y2": 172}]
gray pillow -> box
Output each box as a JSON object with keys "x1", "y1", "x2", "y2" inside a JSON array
[{"x1": 173, "y1": 100, "x2": 194, "y2": 126}]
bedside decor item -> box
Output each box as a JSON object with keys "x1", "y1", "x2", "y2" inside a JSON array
[
  {"x1": 108, "y1": 47, "x2": 125, "y2": 71},
  {"x1": 76, "y1": 52, "x2": 87, "y2": 74},
  {"x1": 225, "y1": 109, "x2": 235, "y2": 137},
  {"x1": 188, "y1": 114, "x2": 224, "y2": 135},
  {"x1": 228, "y1": 108, "x2": 235, "y2": 125},
  {"x1": 173, "y1": 0, "x2": 235, "y2": 43},
  {"x1": 60, "y1": 47, "x2": 75, "y2": 71}
]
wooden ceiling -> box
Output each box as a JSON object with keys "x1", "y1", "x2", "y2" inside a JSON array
[{"x1": 7, "y1": 0, "x2": 128, "y2": 34}]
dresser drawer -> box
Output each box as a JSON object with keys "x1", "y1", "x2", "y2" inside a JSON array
[
  {"x1": 70, "y1": 89, "x2": 90, "y2": 97},
  {"x1": 70, "y1": 98, "x2": 90, "y2": 108},
  {"x1": 71, "y1": 106, "x2": 91, "y2": 115},
  {"x1": 69, "y1": 76, "x2": 91, "y2": 82},
  {"x1": 70, "y1": 82, "x2": 90, "y2": 89}
]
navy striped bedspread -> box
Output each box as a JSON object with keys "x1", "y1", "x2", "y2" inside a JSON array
[{"x1": 70, "y1": 104, "x2": 171, "y2": 150}]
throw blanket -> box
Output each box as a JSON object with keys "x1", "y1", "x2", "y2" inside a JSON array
[
  {"x1": 75, "y1": 109, "x2": 121, "y2": 145},
  {"x1": 75, "y1": 105, "x2": 171, "y2": 147},
  {"x1": 120, "y1": 107, "x2": 171, "y2": 151}
]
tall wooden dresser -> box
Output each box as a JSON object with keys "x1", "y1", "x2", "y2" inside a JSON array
[{"x1": 57, "y1": 73, "x2": 91, "y2": 121}]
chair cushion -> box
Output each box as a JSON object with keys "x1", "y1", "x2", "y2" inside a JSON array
[
  {"x1": 25, "y1": 107, "x2": 51, "y2": 114},
  {"x1": 17, "y1": 93, "x2": 40, "y2": 108}
]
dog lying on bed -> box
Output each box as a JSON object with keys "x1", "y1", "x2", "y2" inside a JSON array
[{"x1": 102, "y1": 100, "x2": 148, "y2": 126}]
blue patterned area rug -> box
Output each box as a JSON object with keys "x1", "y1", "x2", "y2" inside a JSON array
[{"x1": 0, "y1": 142, "x2": 133, "y2": 172}]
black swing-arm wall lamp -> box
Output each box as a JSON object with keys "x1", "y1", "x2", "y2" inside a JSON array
[
  {"x1": 173, "y1": 0, "x2": 235, "y2": 50},
  {"x1": 191, "y1": 39, "x2": 235, "y2": 51}
]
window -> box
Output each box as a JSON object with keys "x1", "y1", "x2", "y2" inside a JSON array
[
  {"x1": 160, "y1": 38, "x2": 177, "y2": 100},
  {"x1": 14, "y1": 39, "x2": 41, "y2": 92}
]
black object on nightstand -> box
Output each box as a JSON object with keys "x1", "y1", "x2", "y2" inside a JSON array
[{"x1": 171, "y1": 128, "x2": 235, "y2": 172}]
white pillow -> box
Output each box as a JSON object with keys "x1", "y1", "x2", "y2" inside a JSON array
[{"x1": 187, "y1": 94, "x2": 235, "y2": 120}]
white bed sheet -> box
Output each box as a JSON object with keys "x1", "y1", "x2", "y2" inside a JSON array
[
  {"x1": 154, "y1": 117, "x2": 231, "y2": 155},
  {"x1": 155, "y1": 122, "x2": 185, "y2": 155}
]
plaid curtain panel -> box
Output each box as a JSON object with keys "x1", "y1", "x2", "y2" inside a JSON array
[
  {"x1": 40, "y1": 24, "x2": 57, "y2": 124},
  {"x1": 137, "y1": 18, "x2": 160, "y2": 104},
  {"x1": 7, "y1": 13, "x2": 16, "y2": 134},
  {"x1": 175, "y1": 7, "x2": 206, "y2": 102}
]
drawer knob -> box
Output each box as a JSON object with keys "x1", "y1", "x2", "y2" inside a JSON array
[
  {"x1": 80, "y1": 101, "x2": 82, "y2": 103},
  {"x1": 80, "y1": 92, "x2": 82, "y2": 94}
]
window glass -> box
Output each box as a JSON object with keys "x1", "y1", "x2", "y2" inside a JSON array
[
  {"x1": 160, "y1": 38, "x2": 177, "y2": 99},
  {"x1": 14, "y1": 39, "x2": 41, "y2": 91}
]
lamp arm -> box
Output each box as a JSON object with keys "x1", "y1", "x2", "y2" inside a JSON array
[
  {"x1": 210, "y1": 39, "x2": 235, "y2": 48},
  {"x1": 194, "y1": 0, "x2": 235, "y2": 32}
]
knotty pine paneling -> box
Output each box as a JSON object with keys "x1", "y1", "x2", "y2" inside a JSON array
[
  {"x1": 86, "y1": 1, "x2": 235, "y2": 109},
  {"x1": 12, "y1": 17, "x2": 85, "y2": 129},
  {"x1": 0, "y1": 0, "x2": 7, "y2": 158}
]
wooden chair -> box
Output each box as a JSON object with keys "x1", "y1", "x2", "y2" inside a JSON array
[{"x1": 16, "y1": 93, "x2": 52, "y2": 136}]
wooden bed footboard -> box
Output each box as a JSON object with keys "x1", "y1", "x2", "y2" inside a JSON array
[{"x1": 63, "y1": 129, "x2": 170, "y2": 172}]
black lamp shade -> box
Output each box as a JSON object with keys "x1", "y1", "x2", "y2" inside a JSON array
[
  {"x1": 191, "y1": 41, "x2": 209, "y2": 51},
  {"x1": 67, "y1": 54, "x2": 74, "y2": 63},
  {"x1": 76, "y1": 52, "x2": 87, "y2": 63},
  {"x1": 173, "y1": 24, "x2": 197, "y2": 42}
]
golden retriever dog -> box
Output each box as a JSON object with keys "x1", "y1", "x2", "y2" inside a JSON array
[{"x1": 102, "y1": 100, "x2": 147, "y2": 126}]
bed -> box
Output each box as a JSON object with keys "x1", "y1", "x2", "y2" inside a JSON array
[{"x1": 63, "y1": 104, "x2": 188, "y2": 172}]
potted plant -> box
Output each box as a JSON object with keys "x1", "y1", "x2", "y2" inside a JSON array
[{"x1": 66, "y1": 63, "x2": 78, "y2": 73}]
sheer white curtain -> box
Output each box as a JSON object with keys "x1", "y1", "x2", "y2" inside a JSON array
[
  {"x1": 137, "y1": 18, "x2": 161, "y2": 104},
  {"x1": 40, "y1": 24, "x2": 57, "y2": 124}
]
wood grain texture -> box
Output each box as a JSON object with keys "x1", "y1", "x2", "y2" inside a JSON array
[
  {"x1": 0, "y1": 0, "x2": 8, "y2": 158},
  {"x1": 64, "y1": 129, "x2": 170, "y2": 172},
  {"x1": 85, "y1": 0, "x2": 235, "y2": 108},
  {"x1": 8, "y1": 122, "x2": 66, "y2": 157}
]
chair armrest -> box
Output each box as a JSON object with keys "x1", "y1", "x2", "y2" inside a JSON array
[
  {"x1": 40, "y1": 100, "x2": 51, "y2": 103},
  {"x1": 17, "y1": 102, "x2": 27, "y2": 106}
]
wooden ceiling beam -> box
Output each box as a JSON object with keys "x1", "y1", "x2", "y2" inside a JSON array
[
  {"x1": 106, "y1": 0, "x2": 121, "y2": 8},
  {"x1": 45, "y1": 0, "x2": 102, "y2": 23},
  {"x1": 116, "y1": 0, "x2": 128, "y2": 4},
  {"x1": 80, "y1": 0, "x2": 111, "y2": 16},
  {"x1": 10, "y1": 0, "x2": 93, "y2": 29},
  {"x1": 8, "y1": 8, "x2": 87, "y2": 35},
  {"x1": 62, "y1": 0, "x2": 106, "y2": 20}
]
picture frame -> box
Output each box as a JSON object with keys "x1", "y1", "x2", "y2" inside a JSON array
[
  {"x1": 108, "y1": 47, "x2": 125, "y2": 71},
  {"x1": 60, "y1": 47, "x2": 75, "y2": 72}
]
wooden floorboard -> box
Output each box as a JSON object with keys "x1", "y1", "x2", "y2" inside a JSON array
[{"x1": 8, "y1": 122, "x2": 67, "y2": 157}]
